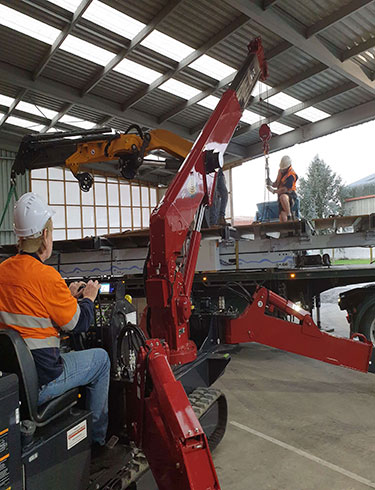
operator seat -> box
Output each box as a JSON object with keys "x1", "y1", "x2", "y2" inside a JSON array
[{"x1": 0, "y1": 328, "x2": 78, "y2": 427}]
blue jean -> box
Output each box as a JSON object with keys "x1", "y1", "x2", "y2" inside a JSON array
[
  {"x1": 209, "y1": 169, "x2": 228, "y2": 225},
  {"x1": 38, "y1": 348, "x2": 110, "y2": 445}
]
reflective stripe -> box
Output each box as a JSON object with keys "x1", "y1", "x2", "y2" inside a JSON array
[
  {"x1": 0, "y1": 324, "x2": 58, "y2": 340},
  {"x1": 0, "y1": 311, "x2": 52, "y2": 329},
  {"x1": 24, "y1": 336, "x2": 60, "y2": 350},
  {"x1": 60, "y1": 303, "x2": 81, "y2": 332}
]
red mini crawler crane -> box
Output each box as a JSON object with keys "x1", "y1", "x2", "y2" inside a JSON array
[{"x1": 4, "y1": 36, "x2": 375, "y2": 490}]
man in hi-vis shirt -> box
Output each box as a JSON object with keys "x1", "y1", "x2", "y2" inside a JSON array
[{"x1": 0, "y1": 192, "x2": 109, "y2": 448}]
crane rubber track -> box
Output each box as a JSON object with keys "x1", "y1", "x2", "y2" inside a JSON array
[{"x1": 94, "y1": 387, "x2": 227, "y2": 489}]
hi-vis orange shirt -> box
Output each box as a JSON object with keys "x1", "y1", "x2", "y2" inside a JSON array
[
  {"x1": 278, "y1": 166, "x2": 297, "y2": 192},
  {"x1": 0, "y1": 254, "x2": 80, "y2": 350}
]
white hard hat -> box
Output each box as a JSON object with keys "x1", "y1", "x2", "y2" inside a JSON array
[
  {"x1": 280, "y1": 155, "x2": 292, "y2": 170},
  {"x1": 14, "y1": 192, "x2": 55, "y2": 238}
]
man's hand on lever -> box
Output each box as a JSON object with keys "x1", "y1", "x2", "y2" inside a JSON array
[
  {"x1": 82, "y1": 280, "x2": 100, "y2": 302},
  {"x1": 69, "y1": 281, "x2": 87, "y2": 299}
]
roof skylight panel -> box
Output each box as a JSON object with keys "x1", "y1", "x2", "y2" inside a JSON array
[
  {"x1": 295, "y1": 107, "x2": 329, "y2": 122},
  {"x1": 114, "y1": 59, "x2": 161, "y2": 84},
  {"x1": 189, "y1": 55, "x2": 236, "y2": 80},
  {"x1": 0, "y1": 4, "x2": 60, "y2": 44},
  {"x1": 46, "y1": 0, "x2": 82, "y2": 12},
  {"x1": 82, "y1": 0, "x2": 145, "y2": 39},
  {"x1": 267, "y1": 92, "x2": 301, "y2": 110},
  {"x1": 7, "y1": 116, "x2": 44, "y2": 132},
  {"x1": 0, "y1": 94, "x2": 15, "y2": 107},
  {"x1": 240, "y1": 110, "x2": 261, "y2": 125},
  {"x1": 198, "y1": 96, "x2": 220, "y2": 110},
  {"x1": 159, "y1": 79, "x2": 201, "y2": 99},
  {"x1": 254, "y1": 80, "x2": 270, "y2": 95},
  {"x1": 59, "y1": 115, "x2": 96, "y2": 129},
  {"x1": 269, "y1": 121, "x2": 293, "y2": 134},
  {"x1": 16, "y1": 101, "x2": 58, "y2": 120},
  {"x1": 141, "y1": 31, "x2": 195, "y2": 62},
  {"x1": 144, "y1": 155, "x2": 166, "y2": 161},
  {"x1": 60, "y1": 35, "x2": 115, "y2": 66}
]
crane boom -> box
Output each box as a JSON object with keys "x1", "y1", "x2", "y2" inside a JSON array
[
  {"x1": 146, "y1": 37, "x2": 268, "y2": 365},
  {"x1": 12, "y1": 125, "x2": 192, "y2": 185}
]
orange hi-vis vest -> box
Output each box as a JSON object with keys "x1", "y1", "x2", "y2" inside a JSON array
[
  {"x1": 277, "y1": 166, "x2": 297, "y2": 192},
  {"x1": 0, "y1": 254, "x2": 80, "y2": 350}
]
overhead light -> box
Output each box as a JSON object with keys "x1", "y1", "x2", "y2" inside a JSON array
[
  {"x1": 267, "y1": 92, "x2": 301, "y2": 110},
  {"x1": 189, "y1": 55, "x2": 236, "y2": 80},
  {"x1": 0, "y1": 4, "x2": 60, "y2": 44},
  {"x1": 159, "y1": 79, "x2": 201, "y2": 100},
  {"x1": 240, "y1": 110, "x2": 260, "y2": 125},
  {"x1": 357, "y1": 54, "x2": 367, "y2": 62},
  {"x1": 59, "y1": 115, "x2": 96, "y2": 129},
  {"x1": 16, "y1": 101, "x2": 58, "y2": 120},
  {"x1": 46, "y1": 0, "x2": 82, "y2": 12},
  {"x1": 7, "y1": 116, "x2": 45, "y2": 131},
  {"x1": 114, "y1": 59, "x2": 161, "y2": 84},
  {"x1": 144, "y1": 155, "x2": 166, "y2": 161},
  {"x1": 295, "y1": 107, "x2": 329, "y2": 122},
  {"x1": 60, "y1": 35, "x2": 115, "y2": 66},
  {"x1": 366, "y1": 50, "x2": 375, "y2": 59},
  {"x1": 0, "y1": 94, "x2": 15, "y2": 107},
  {"x1": 198, "y1": 96, "x2": 220, "y2": 110},
  {"x1": 141, "y1": 31, "x2": 194, "y2": 62},
  {"x1": 269, "y1": 121, "x2": 293, "y2": 135},
  {"x1": 82, "y1": 0, "x2": 145, "y2": 40}
]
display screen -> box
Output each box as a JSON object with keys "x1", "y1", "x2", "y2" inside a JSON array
[{"x1": 100, "y1": 283, "x2": 111, "y2": 294}]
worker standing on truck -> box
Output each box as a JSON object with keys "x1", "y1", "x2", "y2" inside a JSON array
[
  {"x1": 0, "y1": 192, "x2": 110, "y2": 449},
  {"x1": 267, "y1": 155, "x2": 298, "y2": 222}
]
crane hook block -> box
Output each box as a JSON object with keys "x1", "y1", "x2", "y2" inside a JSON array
[{"x1": 259, "y1": 123, "x2": 272, "y2": 143}]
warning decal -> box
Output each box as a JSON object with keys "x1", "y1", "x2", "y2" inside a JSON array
[
  {"x1": 67, "y1": 420, "x2": 87, "y2": 450},
  {"x1": 0, "y1": 428, "x2": 10, "y2": 490}
]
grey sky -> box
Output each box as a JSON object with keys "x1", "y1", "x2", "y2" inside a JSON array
[{"x1": 232, "y1": 119, "x2": 375, "y2": 218}]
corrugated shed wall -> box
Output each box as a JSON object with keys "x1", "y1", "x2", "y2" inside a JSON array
[
  {"x1": 344, "y1": 197, "x2": 375, "y2": 216},
  {"x1": 0, "y1": 149, "x2": 29, "y2": 245}
]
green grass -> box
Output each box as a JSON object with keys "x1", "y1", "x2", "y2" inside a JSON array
[{"x1": 333, "y1": 259, "x2": 373, "y2": 265}]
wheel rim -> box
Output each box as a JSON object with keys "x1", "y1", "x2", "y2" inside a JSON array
[{"x1": 370, "y1": 318, "x2": 375, "y2": 345}]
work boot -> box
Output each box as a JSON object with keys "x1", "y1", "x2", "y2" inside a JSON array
[{"x1": 218, "y1": 216, "x2": 229, "y2": 226}]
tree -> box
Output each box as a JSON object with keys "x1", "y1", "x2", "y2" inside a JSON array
[{"x1": 298, "y1": 155, "x2": 347, "y2": 219}]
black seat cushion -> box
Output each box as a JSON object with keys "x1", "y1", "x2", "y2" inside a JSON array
[
  {"x1": 37, "y1": 388, "x2": 79, "y2": 423},
  {"x1": 0, "y1": 329, "x2": 77, "y2": 425}
]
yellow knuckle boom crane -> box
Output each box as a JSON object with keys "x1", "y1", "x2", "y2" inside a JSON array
[{"x1": 13, "y1": 124, "x2": 193, "y2": 191}]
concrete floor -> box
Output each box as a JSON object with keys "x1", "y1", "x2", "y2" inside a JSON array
[{"x1": 213, "y1": 296, "x2": 375, "y2": 489}]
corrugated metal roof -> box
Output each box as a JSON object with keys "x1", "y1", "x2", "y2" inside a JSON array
[
  {"x1": 277, "y1": 0, "x2": 355, "y2": 28},
  {"x1": 42, "y1": 52, "x2": 103, "y2": 90},
  {"x1": 133, "y1": 89, "x2": 185, "y2": 119},
  {"x1": 317, "y1": 86, "x2": 375, "y2": 114},
  {"x1": 0, "y1": 0, "x2": 375, "y2": 169},
  {"x1": 92, "y1": 72, "x2": 146, "y2": 103},
  {"x1": 158, "y1": 0, "x2": 240, "y2": 49},
  {"x1": 0, "y1": 28, "x2": 47, "y2": 71},
  {"x1": 320, "y1": 3, "x2": 375, "y2": 52}
]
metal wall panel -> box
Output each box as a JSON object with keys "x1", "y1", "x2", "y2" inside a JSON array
[
  {"x1": 0, "y1": 149, "x2": 29, "y2": 245},
  {"x1": 345, "y1": 198, "x2": 375, "y2": 216}
]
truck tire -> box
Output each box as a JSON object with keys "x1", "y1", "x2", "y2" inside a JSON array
[{"x1": 358, "y1": 304, "x2": 375, "y2": 345}]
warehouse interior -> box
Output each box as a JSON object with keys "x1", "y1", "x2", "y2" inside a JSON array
[{"x1": 1, "y1": 0, "x2": 375, "y2": 489}]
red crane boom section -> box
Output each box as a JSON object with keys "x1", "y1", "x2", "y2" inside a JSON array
[{"x1": 146, "y1": 38, "x2": 268, "y2": 365}]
